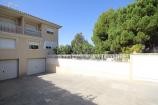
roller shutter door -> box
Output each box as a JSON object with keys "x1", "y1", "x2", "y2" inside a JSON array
[
  {"x1": 0, "y1": 60, "x2": 18, "y2": 80},
  {"x1": 27, "y1": 59, "x2": 45, "y2": 75}
]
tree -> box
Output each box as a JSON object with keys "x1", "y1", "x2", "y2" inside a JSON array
[
  {"x1": 122, "y1": 44, "x2": 145, "y2": 54},
  {"x1": 92, "y1": 0, "x2": 158, "y2": 54},
  {"x1": 53, "y1": 45, "x2": 72, "y2": 54},
  {"x1": 53, "y1": 33, "x2": 94, "y2": 54},
  {"x1": 71, "y1": 33, "x2": 94, "y2": 54}
]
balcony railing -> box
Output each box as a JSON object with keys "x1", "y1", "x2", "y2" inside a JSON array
[
  {"x1": 0, "y1": 23, "x2": 22, "y2": 34},
  {"x1": 24, "y1": 29, "x2": 41, "y2": 37},
  {"x1": 0, "y1": 23, "x2": 41, "y2": 37}
]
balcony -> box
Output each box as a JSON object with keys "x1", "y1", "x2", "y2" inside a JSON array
[
  {"x1": 24, "y1": 28, "x2": 41, "y2": 37},
  {"x1": 0, "y1": 23, "x2": 41, "y2": 37},
  {"x1": 0, "y1": 23, "x2": 23, "y2": 34}
]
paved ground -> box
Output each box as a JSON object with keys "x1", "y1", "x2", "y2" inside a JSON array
[{"x1": 0, "y1": 73, "x2": 158, "y2": 105}]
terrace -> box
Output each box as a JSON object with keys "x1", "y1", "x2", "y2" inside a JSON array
[{"x1": 0, "y1": 23, "x2": 41, "y2": 37}]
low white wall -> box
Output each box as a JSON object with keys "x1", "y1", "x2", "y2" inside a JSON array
[
  {"x1": 131, "y1": 54, "x2": 158, "y2": 82},
  {"x1": 47, "y1": 54, "x2": 158, "y2": 82},
  {"x1": 47, "y1": 58, "x2": 130, "y2": 80}
]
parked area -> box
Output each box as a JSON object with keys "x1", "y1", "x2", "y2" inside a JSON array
[{"x1": 0, "y1": 73, "x2": 158, "y2": 105}]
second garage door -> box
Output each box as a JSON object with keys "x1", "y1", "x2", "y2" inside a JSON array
[{"x1": 27, "y1": 59, "x2": 45, "y2": 75}]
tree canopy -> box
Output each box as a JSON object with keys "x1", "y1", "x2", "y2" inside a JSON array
[
  {"x1": 54, "y1": 33, "x2": 94, "y2": 54},
  {"x1": 71, "y1": 33, "x2": 94, "y2": 54},
  {"x1": 92, "y1": 0, "x2": 158, "y2": 54},
  {"x1": 53, "y1": 45, "x2": 72, "y2": 54}
]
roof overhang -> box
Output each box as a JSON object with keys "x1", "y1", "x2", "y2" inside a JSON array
[{"x1": 0, "y1": 5, "x2": 62, "y2": 29}]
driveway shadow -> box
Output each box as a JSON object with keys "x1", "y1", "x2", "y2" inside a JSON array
[{"x1": 0, "y1": 76, "x2": 97, "y2": 105}]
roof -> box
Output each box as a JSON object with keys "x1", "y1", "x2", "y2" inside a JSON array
[{"x1": 0, "y1": 5, "x2": 62, "y2": 29}]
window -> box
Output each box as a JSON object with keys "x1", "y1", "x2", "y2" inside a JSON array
[
  {"x1": 0, "y1": 17, "x2": 17, "y2": 30},
  {"x1": 46, "y1": 46, "x2": 52, "y2": 49},
  {"x1": 44, "y1": 41, "x2": 53, "y2": 49},
  {"x1": 25, "y1": 24, "x2": 37, "y2": 32},
  {"x1": 0, "y1": 38, "x2": 16, "y2": 49},
  {"x1": 29, "y1": 45, "x2": 39, "y2": 49},
  {"x1": 0, "y1": 17, "x2": 16, "y2": 25},
  {"x1": 46, "y1": 28, "x2": 54, "y2": 35},
  {"x1": 29, "y1": 41, "x2": 39, "y2": 49}
]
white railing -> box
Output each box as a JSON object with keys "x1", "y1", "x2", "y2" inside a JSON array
[{"x1": 48, "y1": 54, "x2": 130, "y2": 62}]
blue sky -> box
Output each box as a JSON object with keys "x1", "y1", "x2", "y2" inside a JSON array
[{"x1": 0, "y1": 0, "x2": 134, "y2": 45}]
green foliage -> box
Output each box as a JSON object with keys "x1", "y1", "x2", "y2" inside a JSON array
[
  {"x1": 53, "y1": 45, "x2": 72, "y2": 54},
  {"x1": 122, "y1": 44, "x2": 145, "y2": 54},
  {"x1": 92, "y1": 0, "x2": 158, "y2": 53},
  {"x1": 54, "y1": 33, "x2": 94, "y2": 55},
  {"x1": 131, "y1": 44, "x2": 145, "y2": 53},
  {"x1": 134, "y1": 32, "x2": 149, "y2": 44},
  {"x1": 71, "y1": 33, "x2": 94, "y2": 54},
  {"x1": 53, "y1": 47, "x2": 58, "y2": 54}
]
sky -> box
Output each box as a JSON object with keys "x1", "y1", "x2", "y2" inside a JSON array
[{"x1": 0, "y1": 0, "x2": 134, "y2": 45}]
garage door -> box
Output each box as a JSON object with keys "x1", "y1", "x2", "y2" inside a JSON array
[
  {"x1": 27, "y1": 59, "x2": 45, "y2": 75},
  {"x1": 0, "y1": 60, "x2": 18, "y2": 80}
]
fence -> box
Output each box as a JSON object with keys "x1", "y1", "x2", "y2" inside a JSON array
[{"x1": 48, "y1": 54, "x2": 130, "y2": 62}]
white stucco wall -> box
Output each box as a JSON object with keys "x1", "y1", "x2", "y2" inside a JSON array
[
  {"x1": 47, "y1": 54, "x2": 158, "y2": 82},
  {"x1": 131, "y1": 54, "x2": 158, "y2": 82},
  {"x1": 47, "y1": 58, "x2": 130, "y2": 80}
]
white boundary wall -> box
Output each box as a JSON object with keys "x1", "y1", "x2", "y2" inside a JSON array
[
  {"x1": 47, "y1": 58, "x2": 130, "y2": 80},
  {"x1": 131, "y1": 54, "x2": 158, "y2": 82},
  {"x1": 47, "y1": 54, "x2": 158, "y2": 82}
]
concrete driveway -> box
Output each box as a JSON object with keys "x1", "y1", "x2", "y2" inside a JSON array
[{"x1": 0, "y1": 73, "x2": 158, "y2": 105}]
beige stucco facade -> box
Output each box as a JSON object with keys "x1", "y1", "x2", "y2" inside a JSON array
[{"x1": 0, "y1": 5, "x2": 61, "y2": 77}]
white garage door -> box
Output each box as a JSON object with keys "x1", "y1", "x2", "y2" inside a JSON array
[
  {"x1": 0, "y1": 60, "x2": 18, "y2": 80},
  {"x1": 27, "y1": 59, "x2": 45, "y2": 75}
]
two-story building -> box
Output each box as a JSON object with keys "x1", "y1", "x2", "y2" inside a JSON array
[{"x1": 0, "y1": 5, "x2": 61, "y2": 80}]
